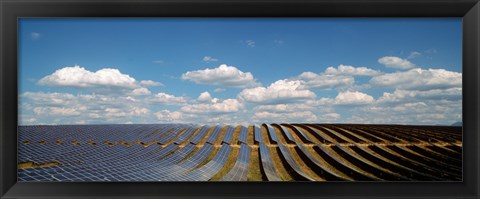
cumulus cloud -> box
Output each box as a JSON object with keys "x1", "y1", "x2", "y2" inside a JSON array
[
  {"x1": 348, "y1": 98, "x2": 461, "y2": 125},
  {"x1": 334, "y1": 91, "x2": 375, "y2": 105},
  {"x1": 322, "y1": 113, "x2": 341, "y2": 120},
  {"x1": 181, "y1": 98, "x2": 243, "y2": 114},
  {"x1": 130, "y1": 87, "x2": 151, "y2": 96},
  {"x1": 37, "y1": 66, "x2": 162, "y2": 96},
  {"x1": 239, "y1": 79, "x2": 316, "y2": 104},
  {"x1": 20, "y1": 92, "x2": 153, "y2": 125},
  {"x1": 104, "y1": 107, "x2": 150, "y2": 117},
  {"x1": 254, "y1": 103, "x2": 314, "y2": 113},
  {"x1": 370, "y1": 68, "x2": 462, "y2": 90},
  {"x1": 154, "y1": 110, "x2": 184, "y2": 123},
  {"x1": 252, "y1": 111, "x2": 318, "y2": 123},
  {"x1": 324, "y1": 65, "x2": 382, "y2": 76},
  {"x1": 197, "y1": 91, "x2": 213, "y2": 102},
  {"x1": 38, "y1": 66, "x2": 138, "y2": 89},
  {"x1": 150, "y1": 92, "x2": 188, "y2": 106},
  {"x1": 33, "y1": 107, "x2": 81, "y2": 116},
  {"x1": 377, "y1": 88, "x2": 462, "y2": 104},
  {"x1": 140, "y1": 80, "x2": 163, "y2": 87},
  {"x1": 378, "y1": 56, "x2": 417, "y2": 69},
  {"x1": 21, "y1": 92, "x2": 76, "y2": 106},
  {"x1": 297, "y1": 72, "x2": 354, "y2": 90},
  {"x1": 181, "y1": 64, "x2": 258, "y2": 88},
  {"x1": 202, "y1": 56, "x2": 219, "y2": 62}
]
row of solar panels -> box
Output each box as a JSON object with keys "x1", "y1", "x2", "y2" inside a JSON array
[
  {"x1": 18, "y1": 124, "x2": 462, "y2": 181},
  {"x1": 19, "y1": 123, "x2": 461, "y2": 147},
  {"x1": 19, "y1": 123, "x2": 461, "y2": 171},
  {"x1": 18, "y1": 124, "x2": 248, "y2": 181}
]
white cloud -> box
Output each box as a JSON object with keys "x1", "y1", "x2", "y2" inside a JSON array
[
  {"x1": 33, "y1": 107, "x2": 81, "y2": 116},
  {"x1": 297, "y1": 72, "x2": 354, "y2": 90},
  {"x1": 305, "y1": 98, "x2": 336, "y2": 106},
  {"x1": 103, "y1": 107, "x2": 150, "y2": 117},
  {"x1": 334, "y1": 91, "x2": 375, "y2": 105},
  {"x1": 181, "y1": 64, "x2": 258, "y2": 88},
  {"x1": 140, "y1": 80, "x2": 163, "y2": 87},
  {"x1": 378, "y1": 56, "x2": 417, "y2": 69},
  {"x1": 324, "y1": 65, "x2": 382, "y2": 76},
  {"x1": 197, "y1": 91, "x2": 213, "y2": 102},
  {"x1": 245, "y1": 40, "x2": 255, "y2": 47},
  {"x1": 21, "y1": 92, "x2": 76, "y2": 106},
  {"x1": 370, "y1": 68, "x2": 462, "y2": 90},
  {"x1": 20, "y1": 92, "x2": 153, "y2": 125},
  {"x1": 151, "y1": 93, "x2": 188, "y2": 106},
  {"x1": 322, "y1": 113, "x2": 341, "y2": 120},
  {"x1": 154, "y1": 110, "x2": 184, "y2": 123},
  {"x1": 239, "y1": 79, "x2": 316, "y2": 104},
  {"x1": 348, "y1": 98, "x2": 461, "y2": 125},
  {"x1": 407, "y1": 51, "x2": 422, "y2": 59},
  {"x1": 130, "y1": 87, "x2": 151, "y2": 96},
  {"x1": 252, "y1": 111, "x2": 318, "y2": 123},
  {"x1": 298, "y1": 72, "x2": 318, "y2": 79},
  {"x1": 377, "y1": 88, "x2": 462, "y2": 104},
  {"x1": 181, "y1": 98, "x2": 243, "y2": 114},
  {"x1": 202, "y1": 56, "x2": 219, "y2": 62},
  {"x1": 254, "y1": 103, "x2": 314, "y2": 113},
  {"x1": 38, "y1": 66, "x2": 138, "y2": 89}
]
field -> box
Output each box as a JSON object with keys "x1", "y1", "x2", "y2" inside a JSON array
[{"x1": 17, "y1": 124, "x2": 462, "y2": 181}]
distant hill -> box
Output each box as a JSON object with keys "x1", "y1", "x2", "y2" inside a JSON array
[{"x1": 451, "y1": 122, "x2": 463, "y2": 126}]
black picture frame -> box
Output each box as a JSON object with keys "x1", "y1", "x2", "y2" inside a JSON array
[{"x1": 1, "y1": 0, "x2": 479, "y2": 198}]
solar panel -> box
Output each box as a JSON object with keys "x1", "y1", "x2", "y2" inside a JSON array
[
  {"x1": 17, "y1": 124, "x2": 463, "y2": 182},
  {"x1": 259, "y1": 143, "x2": 282, "y2": 181},
  {"x1": 163, "y1": 143, "x2": 197, "y2": 164},
  {"x1": 238, "y1": 126, "x2": 248, "y2": 144},
  {"x1": 170, "y1": 143, "x2": 232, "y2": 181},
  {"x1": 265, "y1": 124, "x2": 278, "y2": 143},
  {"x1": 221, "y1": 126, "x2": 235, "y2": 144},
  {"x1": 274, "y1": 124, "x2": 296, "y2": 143},
  {"x1": 173, "y1": 127, "x2": 198, "y2": 144},
  {"x1": 285, "y1": 124, "x2": 315, "y2": 144},
  {"x1": 206, "y1": 126, "x2": 223, "y2": 144},
  {"x1": 301, "y1": 124, "x2": 334, "y2": 144},
  {"x1": 254, "y1": 125, "x2": 262, "y2": 144},
  {"x1": 294, "y1": 143, "x2": 346, "y2": 181},
  {"x1": 189, "y1": 125, "x2": 210, "y2": 144},
  {"x1": 158, "y1": 127, "x2": 187, "y2": 144},
  {"x1": 331, "y1": 145, "x2": 410, "y2": 181},
  {"x1": 313, "y1": 144, "x2": 376, "y2": 181},
  {"x1": 277, "y1": 143, "x2": 315, "y2": 181},
  {"x1": 176, "y1": 144, "x2": 215, "y2": 171},
  {"x1": 220, "y1": 143, "x2": 250, "y2": 181}
]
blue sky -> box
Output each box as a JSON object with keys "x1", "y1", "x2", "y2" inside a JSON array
[{"x1": 18, "y1": 18, "x2": 462, "y2": 125}]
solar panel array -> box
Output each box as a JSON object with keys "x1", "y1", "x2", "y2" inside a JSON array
[
  {"x1": 254, "y1": 125, "x2": 262, "y2": 144},
  {"x1": 238, "y1": 126, "x2": 248, "y2": 144},
  {"x1": 18, "y1": 123, "x2": 462, "y2": 181},
  {"x1": 264, "y1": 124, "x2": 278, "y2": 144},
  {"x1": 205, "y1": 126, "x2": 223, "y2": 144},
  {"x1": 220, "y1": 143, "x2": 250, "y2": 181},
  {"x1": 221, "y1": 126, "x2": 235, "y2": 144}
]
